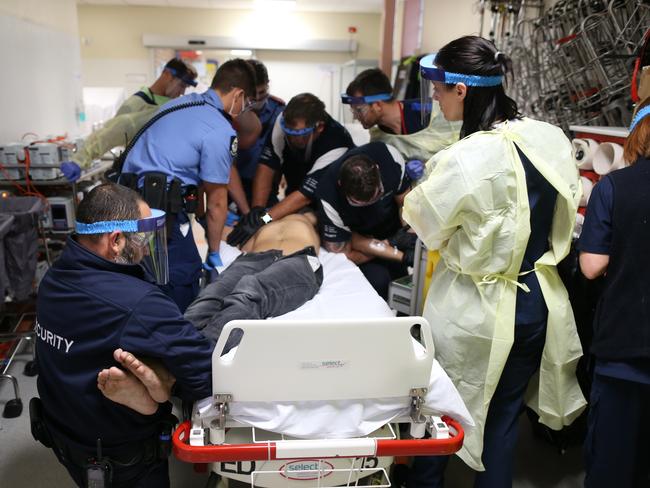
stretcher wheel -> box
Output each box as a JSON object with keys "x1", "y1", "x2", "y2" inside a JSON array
[
  {"x1": 23, "y1": 360, "x2": 38, "y2": 377},
  {"x1": 3, "y1": 398, "x2": 22, "y2": 418}
]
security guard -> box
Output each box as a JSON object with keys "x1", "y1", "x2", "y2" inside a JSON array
[
  {"x1": 121, "y1": 58, "x2": 256, "y2": 312},
  {"x1": 235, "y1": 59, "x2": 285, "y2": 203},
  {"x1": 228, "y1": 92, "x2": 355, "y2": 247},
  {"x1": 34, "y1": 184, "x2": 213, "y2": 488},
  {"x1": 61, "y1": 59, "x2": 198, "y2": 181},
  {"x1": 315, "y1": 141, "x2": 412, "y2": 298},
  {"x1": 341, "y1": 68, "x2": 460, "y2": 180}
]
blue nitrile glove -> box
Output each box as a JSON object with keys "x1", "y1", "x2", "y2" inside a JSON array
[
  {"x1": 225, "y1": 210, "x2": 239, "y2": 227},
  {"x1": 203, "y1": 251, "x2": 223, "y2": 270},
  {"x1": 203, "y1": 251, "x2": 223, "y2": 284},
  {"x1": 60, "y1": 161, "x2": 81, "y2": 182},
  {"x1": 405, "y1": 159, "x2": 424, "y2": 180}
]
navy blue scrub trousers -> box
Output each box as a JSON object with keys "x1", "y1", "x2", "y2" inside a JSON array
[
  {"x1": 584, "y1": 373, "x2": 650, "y2": 487},
  {"x1": 407, "y1": 319, "x2": 547, "y2": 488}
]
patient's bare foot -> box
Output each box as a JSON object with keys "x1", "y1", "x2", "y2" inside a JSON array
[
  {"x1": 97, "y1": 367, "x2": 158, "y2": 415},
  {"x1": 113, "y1": 348, "x2": 175, "y2": 403}
]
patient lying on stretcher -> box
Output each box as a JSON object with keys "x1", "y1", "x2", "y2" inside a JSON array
[{"x1": 98, "y1": 212, "x2": 322, "y2": 415}]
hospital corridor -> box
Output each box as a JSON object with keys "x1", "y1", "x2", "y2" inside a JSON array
[{"x1": 0, "y1": 0, "x2": 649, "y2": 487}]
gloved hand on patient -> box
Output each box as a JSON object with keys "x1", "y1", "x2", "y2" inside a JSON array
[
  {"x1": 389, "y1": 225, "x2": 417, "y2": 267},
  {"x1": 203, "y1": 251, "x2": 223, "y2": 283},
  {"x1": 226, "y1": 206, "x2": 271, "y2": 248},
  {"x1": 405, "y1": 159, "x2": 424, "y2": 180}
]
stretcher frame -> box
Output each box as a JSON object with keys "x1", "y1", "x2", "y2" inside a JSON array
[{"x1": 172, "y1": 317, "x2": 465, "y2": 487}]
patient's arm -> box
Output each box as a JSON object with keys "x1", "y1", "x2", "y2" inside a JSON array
[
  {"x1": 351, "y1": 233, "x2": 404, "y2": 263},
  {"x1": 324, "y1": 240, "x2": 373, "y2": 265}
]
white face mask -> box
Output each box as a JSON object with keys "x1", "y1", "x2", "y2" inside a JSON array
[{"x1": 228, "y1": 90, "x2": 245, "y2": 116}]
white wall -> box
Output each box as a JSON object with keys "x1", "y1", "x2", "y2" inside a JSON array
[
  {"x1": 77, "y1": 4, "x2": 382, "y2": 118},
  {"x1": 420, "y1": 0, "x2": 484, "y2": 54},
  {"x1": 0, "y1": 0, "x2": 83, "y2": 142}
]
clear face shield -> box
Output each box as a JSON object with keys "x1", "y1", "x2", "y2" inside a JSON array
[
  {"x1": 75, "y1": 209, "x2": 169, "y2": 285},
  {"x1": 419, "y1": 53, "x2": 505, "y2": 124},
  {"x1": 340, "y1": 93, "x2": 392, "y2": 126}
]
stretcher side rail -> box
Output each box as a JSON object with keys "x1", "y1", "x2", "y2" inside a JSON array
[{"x1": 172, "y1": 416, "x2": 464, "y2": 464}]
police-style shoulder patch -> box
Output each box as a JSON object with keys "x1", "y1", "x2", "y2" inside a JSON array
[{"x1": 230, "y1": 136, "x2": 238, "y2": 157}]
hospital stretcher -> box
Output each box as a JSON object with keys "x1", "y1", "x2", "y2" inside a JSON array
[{"x1": 172, "y1": 317, "x2": 466, "y2": 487}]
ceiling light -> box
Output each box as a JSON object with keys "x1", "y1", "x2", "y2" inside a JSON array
[
  {"x1": 231, "y1": 49, "x2": 253, "y2": 56},
  {"x1": 254, "y1": 0, "x2": 297, "y2": 11}
]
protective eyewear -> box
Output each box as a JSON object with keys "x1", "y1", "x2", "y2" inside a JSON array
[
  {"x1": 280, "y1": 117, "x2": 316, "y2": 137},
  {"x1": 340, "y1": 93, "x2": 393, "y2": 105},
  {"x1": 630, "y1": 105, "x2": 650, "y2": 132},
  {"x1": 419, "y1": 53, "x2": 504, "y2": 87},
  {"x1": 75, "y1": 209, "x2": 169, "y2": 285},
  {"x1": 165, "y1": 67, "x2": 198, "y2": 87}
]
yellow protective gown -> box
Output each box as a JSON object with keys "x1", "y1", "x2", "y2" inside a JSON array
[
  {"x1": 73, "y1": 88, "x2": 169, "y2": 168},
  {"x1": 369, "y1": 100, "x2": 461, "y2": 161},
  {"x1": 402, "y1": 117, "x2": 586, "y2": 471}
]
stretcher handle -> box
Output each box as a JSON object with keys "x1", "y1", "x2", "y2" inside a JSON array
[{"x1": 172, "y1": 417, "x2": 464, "y2": 464}]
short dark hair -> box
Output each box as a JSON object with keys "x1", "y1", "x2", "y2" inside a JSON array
[
  {"x1": 76, "y1": 184, "x2": 142, "y2": 241},
  {"x1": 346, "y1": 68, "x2": 394, "y2": 99},
  {"x1": 283, "y1": 93, "x2": 327, "y2": 127},
  {"x1": 339, "y1": 154, "x2": 381, "y2": 201},
  {"x1": 248, "y1": 59, "x2": 269, "y2": 86},
  {"x1": 210, "y1": 58, "x2": 257, "y2": 98},
  {"x1": 164, "y1": 58, "x2": 197, "y2": 80},
  {"x1": 435, "y1": 35, "x2": 520, "y2": 138}
]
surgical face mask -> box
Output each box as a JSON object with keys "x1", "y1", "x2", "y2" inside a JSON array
[
  {"x1": 228, "y1": 91, "x2": 247, "y2": 116},
  {"x1": 114, "y1": 233, "x2": 143, "y2": 265},
  {"x1": 248, "y1": 97, "x2": 268, "y2": 113}
]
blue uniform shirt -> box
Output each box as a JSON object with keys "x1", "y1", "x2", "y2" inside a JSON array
[
  {"x1": 236, "y1": 96, "x2": 285, "y2": 180},
  {"x1": 316, "y1": 142, "x2": 410, "y2": 242},
  {"x1": 577, "y1": 174, "x2": 650, "y2": 384},
  {"x1": 123, "y1": 89, "x2": 236, "y2": 186},
  {"x1": 36, "y1": 237, "x2": 213, "y2": 448},
  {"x1": 378, "y1": 99, "x2": 429, "y2": 135}
]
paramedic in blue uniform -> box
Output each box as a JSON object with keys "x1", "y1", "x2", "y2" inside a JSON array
[
  {"x1": 345, "y1": 68, "x2": 428, "y2": 136},
  {"x1": 121, "y1": 58, "x2": 256, "y2": 312},
  {"x1": 235, "y1": 59, "x2": 285, "y2": 203},
  {"x1": 578, "y1": 100, "x2": 650, "y2": 488},
  {"x1": 34, "y1": 184, "x2": 213, "y2": 488},
  {"x1": 227, "y1": 92, "x2": 355, "y2": 247},
  {"x1": 315, "y1": 141, "x2": 411, "y2": 299}
]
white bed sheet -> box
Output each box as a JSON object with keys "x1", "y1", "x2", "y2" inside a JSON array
[
  {"x1": 201, "y1": 243, "x2": 474, "y2": 438},
  {"x1": 219, "y1": 242, "x2": 395, "y2": 320}
]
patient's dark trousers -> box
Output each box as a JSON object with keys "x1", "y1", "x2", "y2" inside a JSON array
[{"x1": 184, "y1": 247, "x2": 323, "y2": 352}]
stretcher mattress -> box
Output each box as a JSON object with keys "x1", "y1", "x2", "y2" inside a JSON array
[{"x1": 208, "y1": 244, "x2": 474, "y2": 438}]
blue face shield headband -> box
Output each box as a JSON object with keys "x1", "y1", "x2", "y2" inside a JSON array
[
  {"x1": 630, "y1": 106, "x2": 650, "y2": 132},
  {"x1": 280, "y1": 117, "x2": 316, "y2": 136},
  {"x1": 340, "y1": 93, "x2": 393, "y2": 105},
  {"x1": 76, "y1": 209, "x2": 169, "y2": 285},
  {"x1": 165, "y1": 67, "x2": 198, "y2": 87},
  {"x1": 419, "y1": 53, "x2": 504, "y2": 87}
]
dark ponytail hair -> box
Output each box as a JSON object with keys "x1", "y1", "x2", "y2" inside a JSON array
[{"x1": 435, "y1": 35, "x2": 520, "y2": 138}]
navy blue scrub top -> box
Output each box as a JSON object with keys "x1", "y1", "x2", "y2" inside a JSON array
[{"x1": 578, "y1": 175, "x2": 650, "y2": 384}]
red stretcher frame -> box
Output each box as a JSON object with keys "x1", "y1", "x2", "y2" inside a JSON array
[{"x1": 172, "y1": 416, "x2": 464, "y2": 464}]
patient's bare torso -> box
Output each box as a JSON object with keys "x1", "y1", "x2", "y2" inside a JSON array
[{"x1": 242, "y1": 213, "x2": 320, "y2": 256}]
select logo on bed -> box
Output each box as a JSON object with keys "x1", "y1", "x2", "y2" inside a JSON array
[
  {"x1": 300, "y1": 360, "x2": 348, "y2": 369},
  {"x1": 279, "y1": 460, "x2": 334, "y2": 480}
]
